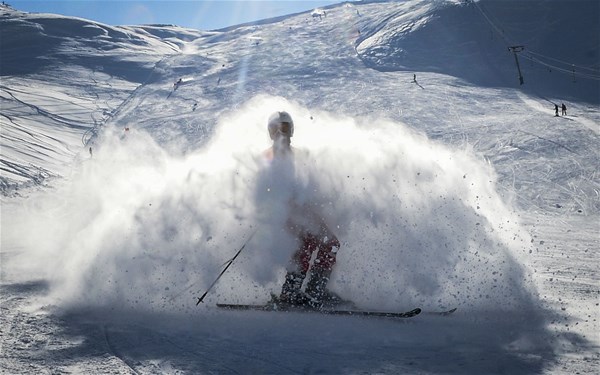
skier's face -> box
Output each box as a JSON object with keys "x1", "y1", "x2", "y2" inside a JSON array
[
  {"x1": 271, "y1": 121, "x2": 293, "y2": 144},
  {"x1": 275, "y1": 122, "x2": 292, "y2": 138}
]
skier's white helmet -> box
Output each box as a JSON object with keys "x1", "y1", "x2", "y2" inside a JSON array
[{"x1": 268, "y1": 111, "x2": 294, "y2": 140}]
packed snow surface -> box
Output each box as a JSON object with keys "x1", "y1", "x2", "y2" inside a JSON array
[{"x1": 1, "y1": 1, "x2": 598, "y2": 374}]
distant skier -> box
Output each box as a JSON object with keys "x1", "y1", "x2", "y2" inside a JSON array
[
  {"x1": 554, "y1": 104, "x2": 559, "y2": 117},
  {"x1": 261, "y1": 111, "x2": 342, "y2": 307},
  {"x1": 89, "y1": 147, "x2": 92, "y2": 158},
  {"x1": 174, "y1": 78, "x2": 182, "y2": 89},
  {"x1": 561, "y1": 103, "x2": 567, "y2": 116},
  {"x1": 413, "y1": 73, "x2": 424, "y2": 89}
]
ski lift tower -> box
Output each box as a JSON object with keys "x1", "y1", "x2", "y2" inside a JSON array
[{"x1": 508, "y1": 46, "x2": 525, "y2": 85}]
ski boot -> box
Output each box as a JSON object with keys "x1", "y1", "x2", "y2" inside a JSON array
[
  {"x1": 278, "y1": 271, "x2": 314, "y2": 307},
  {"x1": 305, "y1": 269, "x2": 348, "y2": 308}
]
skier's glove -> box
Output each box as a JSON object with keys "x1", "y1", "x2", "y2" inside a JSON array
[{"x1": 322, "y1": 235, "x2": 340, "y2": 249}]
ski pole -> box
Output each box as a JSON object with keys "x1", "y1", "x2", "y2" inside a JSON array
[{"x1": 196, "y1": 229, "x2": 257, "y2": 305}]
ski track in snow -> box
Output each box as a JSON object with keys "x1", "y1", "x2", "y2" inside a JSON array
[{"x1": 1, "y1": 1, "x2": 599, "y2": 374}]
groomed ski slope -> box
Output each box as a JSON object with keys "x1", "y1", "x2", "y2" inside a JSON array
[{"x1": 1, "y1": 1, "x2": 599, "y2": 374}]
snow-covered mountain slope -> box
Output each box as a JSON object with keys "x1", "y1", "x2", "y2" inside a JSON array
[
  {"x1": 0, "y1": 5, "x2": 204, "y2": 191},
  {"x1": 1, "y1": 1, "x2": 599, "y2": 374},
  {"x1": 356, "y1": 0, "x2": 600, "y2": 99}
]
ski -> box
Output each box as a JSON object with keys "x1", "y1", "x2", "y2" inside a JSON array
[
  {"x1": 424, "y1": 307, "x2": 457, "y2": 316},
  {"x1": 216, "y1": 303, "x2": 422, "y2": 319}
]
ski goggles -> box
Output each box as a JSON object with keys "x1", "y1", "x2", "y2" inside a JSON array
[{"x1": 278, "y1": 122, "x2": 292, "y2": 136}]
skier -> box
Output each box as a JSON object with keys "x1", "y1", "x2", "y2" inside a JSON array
[
  {"x1": 554, "y1": 104, "x2": 559, "y2": 117},
  {"x1": 561, "y1": 103, "x2": 567, "y2": 116},
  {"x1": 262, "y1": 111, "x2": 342, "y2": 307},
  {"x1": 174, "y1": 78, "x2": 182, "y2": 89}
]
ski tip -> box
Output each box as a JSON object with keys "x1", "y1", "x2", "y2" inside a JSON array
[
  {"x1": 437, "y1": 307, "x2": 457, "y2": 315},
  {"x1": 408, "y1": 308, "x2": 422, "y2": 317},
  {"x1": 423, "y1": 307, "x2": 457, "y2": 316},
  {"x1": 404, "y1": 308, "x2": 421, "y2": 316}
]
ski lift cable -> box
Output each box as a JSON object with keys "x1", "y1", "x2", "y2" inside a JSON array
[
  {"x1": 471, "y1": 1, "x2": 513, "y2": 47},
  {"x1": 518, "y1": 51, "x2": 600, "y2": 81},
  {"x1": 519, "y1": 53, "x2": 600, "y2": 81},
  {"x1": 471, "y1": 1, "x2": 600, "y2": 80},
  {"x1": 524, "y1": 56, "x2": 600, "y2": 80},
  {"x1": 525, "y1": 50, "x2": 600, "y2": 74},
  {"x1": 520, "y1": 52, "x2": 600, "y2": 78},
  {"x1": 521, "y1": 54, "x2": 600, "y2": 79}
]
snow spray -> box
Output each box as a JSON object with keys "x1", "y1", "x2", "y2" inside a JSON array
[{"x1": 5, "y1": 95, "x2": 538, "y2": 314}]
